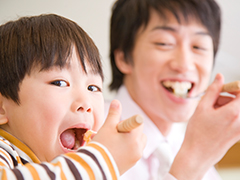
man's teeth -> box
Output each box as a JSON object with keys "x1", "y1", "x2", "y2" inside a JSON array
[{"x1": 162, "y1": 81, "x2": 192, "y2": 97}]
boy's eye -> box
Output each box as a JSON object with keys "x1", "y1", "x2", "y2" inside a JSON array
[
  {"x1": 50, "y1": 80, "x2": 68, "y2": 87},
  {"x1": 88, "y1": 85, "x2": 101, "y2": 92}
]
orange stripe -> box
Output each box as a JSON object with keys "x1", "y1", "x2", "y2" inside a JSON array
[
  {"x1": 0, "y1": 149, "x2": 12, "y2": 165},
  {"x1": 65, "y1": 153, "x2": 95, "y2": 179},
  {"x1": 88, "y1": 143, "x2": 117, "y2": 180},
  {"x1": 0, "y1": 161, "x2": 6, "y2": 167},
  {"x1": 52, "y1": 161, "x2": 67, "y2": 180},
  {"x1": 1, "y1": 169, "x2": 8, "y2": 180},
  {"x1": 0, "y1": 139, "x2": 10, "y2": 147},
  {"x1": 16, "y1": 156, "x2": 23, "y2": 165},
  {"x1": 25, "y1": 164, "x2": 41, "y2": 180}
]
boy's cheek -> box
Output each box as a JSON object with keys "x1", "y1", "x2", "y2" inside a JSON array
[
  {"x1": 92, "y1": 109, "x2": 105, "y2": 131},
  {"x1": 91, "y1": 97, "x2": 105, "y2": 131}
]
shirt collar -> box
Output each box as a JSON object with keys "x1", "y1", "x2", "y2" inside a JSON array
[{"x1": 0, "y1": 128, "x2": 40, "y2": 163}]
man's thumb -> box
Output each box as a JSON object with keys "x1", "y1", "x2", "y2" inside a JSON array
[
  {"x1": 201, "y1": 73, "x2": 224, "y2": 105},
  {"x1": 104, "y1": 99, "x2": 122, "y2": 126}
]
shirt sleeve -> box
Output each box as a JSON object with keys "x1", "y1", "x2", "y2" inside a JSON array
[{"x1": 0, "y1": 142, "x2": 120, "y2": 180}]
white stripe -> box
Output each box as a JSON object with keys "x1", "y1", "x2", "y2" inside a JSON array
[
  {"x1": 38, "y1": 161, "x2": 63, "y2": 179},
  {"x1": 90, "y1": 142, "x2": 120, "y2": 177},
  {"x1": 0, "y1": 158, "x2": 11, "y2": 168},
  {"x1": 75, "y1": 152, "x2": 103, "y2": 179},
  {"x1": 29, "y1": 163, "x2": 51, "y2": 180},
  {"x1": 62, "y1": 155, "x2": 91, "y2": 180},
  {"x1": 47, "y1": 156, "x2": 76, "y2": 179},
  {"x1": 82, "y1": 145, "x2": 112, "y2": 179},
  {"x1": 0, "y1": 167, "x2": 17, "y2": 180},
  {"x1": 0, "y1": 139, "x2": 18, "y2": 163},
  {"x1": 16, "y1": 165, "x2": 34, "y2": 180}
]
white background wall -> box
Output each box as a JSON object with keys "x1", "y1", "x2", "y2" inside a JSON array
[{"x1": 0, "y1": 0, "x2": 239, "y2": 101}]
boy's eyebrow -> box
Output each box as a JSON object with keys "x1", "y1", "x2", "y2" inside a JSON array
[
  {"x1": 87, "y1": 68, "x2": 101, "y2": 76},
  {"x1": 151, "y1": 25, "x2": 211, "y2": 36}
]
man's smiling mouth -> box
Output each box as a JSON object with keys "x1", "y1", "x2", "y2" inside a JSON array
[
  {"x1": 60, "y1": 128, "x2": 88, "y2": 150},
  {"x1": 162, "y1": 80, "x2": 193, "y2": 98}
]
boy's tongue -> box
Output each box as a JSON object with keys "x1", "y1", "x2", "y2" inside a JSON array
[{"x1": 60, "y1": 129, "x2": 75, "y2": 149}]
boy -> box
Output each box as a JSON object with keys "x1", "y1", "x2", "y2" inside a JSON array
[
  {"x1": 0, "y1": 13, "x2": 146, "y2": 179},
  {"x1": 108, "y1": 0, "x2": 240, "y2": 179}
]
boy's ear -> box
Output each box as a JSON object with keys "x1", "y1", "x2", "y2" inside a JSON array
[
  {"x1": 0, "y1": 94, "x2": 8, "y2": 125},
  {"x1": 114, "y1": 50, "x2": 132, "y2": 74}
]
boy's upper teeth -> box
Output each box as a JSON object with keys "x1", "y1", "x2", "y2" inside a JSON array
[{"x1": 162, "y1": 80, "x2": 192, "y2": 97}]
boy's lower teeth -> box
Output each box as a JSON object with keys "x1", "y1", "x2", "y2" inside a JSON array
[
  {"x1": 63, "y1": 138, "x2": 81, "y2": 151},
  {"x1": 73, "y1": 140, "x2": 80, "y2": 150}
]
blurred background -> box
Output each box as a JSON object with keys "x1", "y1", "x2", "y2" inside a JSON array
[{"x1": 0, "y1": 0, "x2": 239, "y2": 179}]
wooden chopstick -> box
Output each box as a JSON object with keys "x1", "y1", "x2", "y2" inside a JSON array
[
  {"x1": 117, "y1": 115, "x2": 144, "y2": 132},
  {"x1": 222, "y1": 81, "x2": 240, "y2": 92}
]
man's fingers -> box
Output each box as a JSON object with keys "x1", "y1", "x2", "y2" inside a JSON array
[
  {"x1": 104, "y1": 99, "x2": 122, "y2": 127},
  {"x1": 201, "y1": 73, "x2": 224, "y2": 105},
  {"x1": 214, "y1": 96, "x2": 234, "y2": 108}
]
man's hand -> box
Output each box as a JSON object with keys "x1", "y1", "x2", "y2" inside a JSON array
[
  {"x1": 170, "y1": 73, "x2": 240, "y2": 180},
  {"x1": 92, "y1": 99, "x2": 147, "y2": 175}
]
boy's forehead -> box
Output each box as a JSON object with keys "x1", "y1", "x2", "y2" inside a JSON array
[
  {"x1": 27, "y1": 47, "x2": 102, "y2": 79},
  {"x1": 31, "y1": 58, "x2": 101, "y2": 80}
]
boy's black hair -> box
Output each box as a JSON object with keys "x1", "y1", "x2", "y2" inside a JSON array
[
  {"x1": 0, "y1": 14, "x2": 103, "y2": 104},
  {"x1": 109, "y1": 0, "x2": 221, "y2": 91}
]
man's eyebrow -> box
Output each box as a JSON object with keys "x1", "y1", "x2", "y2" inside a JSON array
[
  {"x1": 151, "y1": 25, "x2": 210, "y2": 36},
  {"x1": 195, "y1": 31, "x2": 210, "y2": 36},
  {"x1": 151, "y1": 25, "x2": 177, "y2": 32}
]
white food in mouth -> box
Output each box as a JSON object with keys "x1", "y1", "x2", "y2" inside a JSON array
[{"x1": 162, "y1": 80, "x2": 192, "y2": 97}]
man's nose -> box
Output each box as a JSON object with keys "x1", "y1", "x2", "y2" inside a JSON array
[{"x1": 169, "y1": 46, "x2": 195, "y2": 72}]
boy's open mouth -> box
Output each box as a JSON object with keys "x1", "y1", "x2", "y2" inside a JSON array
[
  {"x1": 60, "y1": 128, "x2": 88, "y2": 151},
  {"x1": 162, "y1": 80, "x2": 193, "y2": 98}
]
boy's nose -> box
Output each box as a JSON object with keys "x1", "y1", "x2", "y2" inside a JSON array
[
  {"x1": 71, "y1": 93, "x2": 93, "y2": 113},
  {"x1": 169, "y1": 46, "x2": 195, "y2": 72},
  {"x1": 77, "y1": 105, "x2": 92, "y2": 113}
]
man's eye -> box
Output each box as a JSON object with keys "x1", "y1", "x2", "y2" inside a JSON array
[
  {"x1": 156, "y1": 42, "x2": 170, "y2": 46},
  {"x1": 50, "y1": 80, "x2": 68, "y2": 87},
  {"x1": 193, "y1": 45, "x2": 206, "y2": 51},
  {"x1": 155, "y1": 42, "x2": 174, "y2": 50},
  {"x1": 88, "y1": 85, "x2": 101, "y2": 92}
]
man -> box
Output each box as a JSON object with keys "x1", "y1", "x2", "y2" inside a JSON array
[{"x1": 106, "y1": 0, "x2": 240, "y2": 179}]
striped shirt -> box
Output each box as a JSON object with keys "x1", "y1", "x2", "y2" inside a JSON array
[{"x1": 0, "y1": 129, "x2": 119, "y2": 180}]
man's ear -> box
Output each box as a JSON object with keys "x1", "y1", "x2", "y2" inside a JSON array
[
  {"x1": 114, "y1": 50, "x2": 132, "y2": 74},
  {"x1": 0, "y1": 94, "x2": 8, "y2": 125}
]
